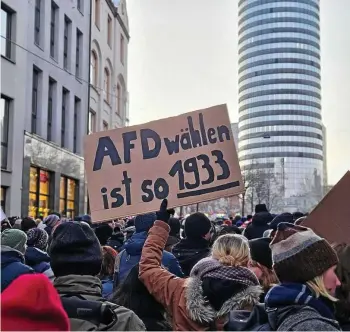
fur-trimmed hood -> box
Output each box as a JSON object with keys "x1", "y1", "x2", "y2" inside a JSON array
[{"x1": 185, "y1": 276, "x2": 262, "y2": 324}]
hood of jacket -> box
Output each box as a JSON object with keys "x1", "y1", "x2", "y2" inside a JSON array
[
  {"x1": 252, "y1": 212, "x2": 273, "y2": 226},
  {"x1": 25, "y1": 246, "x2": 50, "y2": 266},
  {"x1": 185, "y1": 276, "x2": 261, "y2": 324},
  {"x1": 1, "y1": 245, "x2": 25, "y2": 265},
  {"x1": 123, "y1": 231, "x2": 147, "y2": 256},
  {"x1": 54, "y1": 275, "x2": 103, "y2": 300},
  {"x1": 172, "y1": 237, "x2": 210, "y2": 264}
]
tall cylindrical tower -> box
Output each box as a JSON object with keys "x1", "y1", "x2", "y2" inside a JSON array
[{"x1": 238, "y1": 0, "x2": 323, "y2": 211}]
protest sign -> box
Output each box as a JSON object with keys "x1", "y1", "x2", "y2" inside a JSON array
[
  {"x1": 302, "y1": 171, "x2": 350, "y2": 244},
  {"x1": 84, "y1": 104, "x2": 244, "y2": 222}
]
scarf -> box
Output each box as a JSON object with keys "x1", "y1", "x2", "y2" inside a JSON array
[{"x1": 265, "y1": 283, "x2": 335, "y2": 320}]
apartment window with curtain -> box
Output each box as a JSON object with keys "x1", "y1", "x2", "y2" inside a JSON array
[
  {"x1": 90, "y1": 51, "x2": 98, "y2": 86},
  {"x1": 60, "y1": 176, "x2": 78, "y2": 219},
  {"x1": 103, "y1": 121, "x2": 108, "y2": 131},
  {"x1": 116, "y1": 83, "x2": 121, "y2": 114},
  {"x1": 63, "y1": 16, "x2": 71, "y2": 70},
  {"x1": 94, "y1": 0, "x2": 100, "y2": 28},
  {"x1": 104, "y1": 68, "x2": 110, "y2": 103},
  {"x1": 32, "y1": 67, "x2": 40, "y2": 134},
  {"x1": 50, "y1": 1, "x2": 58, "y2": 58},
  {"x1": 73, "y1": 97, "x2": 80, "y2": 153},
  {"x1": 28, "y1": 167, "x2": 52, "y2": 218},
  {"x1": 76, "y1": 29, "x2": 82, "y2": 78},
  {"x1": 88, "y1": 109, "x2": 96, "y2": 134},
  {"x1": 47, "y1": 78, "x2": 55, "y2": 141},
  {"x1": 34, "y1": 0, "x2": 41, "y2": 46},
  {"x1": 120, "y1": 34, "x2": 124, "y2": 64},
  {"x1": 107, "y1": 15, "x2": 112, "y2": 47},
  {"x1": 1, "y1": 4, "x2": 14, "y2": 59},
  {"x1": 61, "y1": 88, "x2": 69, "y2": 148},
  {"x1": 1, "y1": 96, "x2": 10, "y2": 170}
]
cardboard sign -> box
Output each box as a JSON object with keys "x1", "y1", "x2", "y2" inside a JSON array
[
  {"x1": 302, "y1": 171, "x2": 350, "y2": 244},
  {"x1": 84, "y1": 104, "x2": 244, "y2": 222}
]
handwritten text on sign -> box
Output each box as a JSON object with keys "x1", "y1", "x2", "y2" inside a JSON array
[{"x1": 84, "y1": 104, "x2": 244, "y2": 222}]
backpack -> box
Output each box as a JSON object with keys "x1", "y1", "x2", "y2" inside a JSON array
[{"x1": 60, "y1": 294, "x2": 118, "y2": 331}]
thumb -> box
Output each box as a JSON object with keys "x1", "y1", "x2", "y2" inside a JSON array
[{"x1": 160, "y1": 199, "x2": 168, "y2": 212}]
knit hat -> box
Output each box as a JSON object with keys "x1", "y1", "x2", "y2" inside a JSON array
[
  {"x1": 1, "y1": 274, "x2": 70, "y2": 331},
  {"x1": 134, "y1": 213, "x2": 157, "y2": 233},
  {"x1": 27, "y1": 228, "x2": 49, "y2": 251},
  {"x1": 21, "y1": 217, "x2": 37, "y2": 233},
  {"x1": 255, "y1": 204, "x2": 268, "y2": 214},
  {"x1": 1, "y1": 229, "x2": 27, "y2": 254},
  {"x1": 249, "y1": 237, "x2": 273, "y2": 269},
  {"x1": 269, "y1": 213, "x2": 293, "y2": 231},
  {"x1": 185, "y1": 213, "x2": 212, "y2": 239},
  {"x1": 94, "y1": 223, "x2": 113, "y2": 245},
  {"x1": 270, "y1": 222, "x2": 338, "y2": 283},
  {"x1": 49, "y1": 221, "x2": 103, "y2": 277},
  {"x1": 44, "y1": 214, "x2": 60, "y2": 228}
]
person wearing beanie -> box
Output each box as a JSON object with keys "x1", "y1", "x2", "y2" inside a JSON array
[
  {"x1": 248, "y1": 237, "x2": 278, "y2": 301},
  {"x1": 138, "y1": 200, "x2": 262, "y2": 330},
  {"x1": 172, "y1": 212, "x2": 212, "y2": 276},
  {"x1": 49, "y1": 221, "x2": 145, "y2": 331},
  {"x1": 264, "y1": 222, "x2": 341, "y2": 331},
  {"x1": 243, "y1": 210, "x2": 273, "y2": 240},
  {"x1": 1, "y1": 274, "x2": 70, "y2": 331},
  {"x1": 1, "y1": 229, "x2": 33, "y2": 292},
  {"x1": 25, "y1": 228, "x2": 54, "y2": 281},
  {"x1": 20, "y1": 216, "x2": 37, "y2": 233},
  {"x1": 255, "y1": 204, "x2": 268, "y2": 214},
  {"x1": 114, "y1": 212, "x2": 183, "y2": 287},
  {"x1": 43, "y1": 214, "x2": 61, "y2": 236},
  {"x1": 269, "y1": 212, "x2": 294, "y2": 231},
  {"x1": 94, "y1": 223, "x2": 113, "y2": 245}
]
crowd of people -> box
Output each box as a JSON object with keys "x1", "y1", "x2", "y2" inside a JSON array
[{"x1": 1, "y1": 201, "x2": 349, "y2": 331}]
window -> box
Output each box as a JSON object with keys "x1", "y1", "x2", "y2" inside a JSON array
[
  {"x1": 28, "y1": 167, "x2": 51, "y2": 218},
  {"x1": 34, "y1": 0, "x2": 41, "y2": 45},
  {"x1": 1, "y1": 96, "x2": 10, "y2": 170},
  {"x1": 64, "y1": 16, "x2": 71, "y2": 70},
  {"x1": 32, "y1": 67, "x2": 40, "y2": 134},
  {"x1": 0, "y1": 186, "x2": 6, "y2": 213},
  {"x1": 90, "y1": 51, "x2": 98, "y2": 85},
  {"x1": 95, "y1": 0, "x2": 100, "y2": 28},
  {"x1": 88, "y1": 109, "x2": 96, "y2": 134},
  {"x1": 116, "y1": 83, "x2": 121, "y2": 114},
  {"x1": 47, "y1": 78, "x2": 55, "y2": 141},
  {"x1": 1, "y1": 5, "x2": 13, "y2": 59},
  {"x1": 73, "y1": 97, "x2": 80, "y2": 153},
  {"x1": 104, "y1": 68, "x2": 110, "y2": 103},
  {"x1": 103, "y1": 121, "x2": 108, "y2": 131},
  {"x1": 120, "y1": 34, "x2": 124, "y2": 64},
  {"x1": 61, "y1": 88, "x2": 69, "y2": 148},
  {"x1": 60, "y1": 176, "x2": 78, "y2": 219},
  {"x1": 107, "y1": 15, "x2": 112, "y2": 47},
  {"x1": 50, "y1": 2, "x2": 58, "y2": 58},
  {"x1": 76, "y1": 29, "x2": 82, "y2": 78},
  {"x1": 77, "y1": 0, "x2": 83, "y2": 13}
]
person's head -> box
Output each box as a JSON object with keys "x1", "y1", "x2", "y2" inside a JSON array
[
  {"x1": 94, "y1": 223, "x2": 113, "y2": 245},
  {"x1": 99, "y1": 246, "x2": 117, "y2": 277},
  {"x1": 247, "y1": 215, "x2": 253, "y2": 222},
  {"x1": 217, "y1": 225, "x2": 242, "y2": 237},
  {"x1": 1, "y1": 229, "x2": 27, "y2": 254},
  {"x1": 51, "y1": 212, "x2": 61, "y2": 219},
  {"x1": 27, "y1": 228, "x2": 49, "y2": 251},
  {"x1": 184, "y1": 212, "x2": 212, "y2": 241},
  {"x1": 168, "y1": 217, "x2": 181, "y2": 237},
  {"x1": 134, "y1": 213, "x2": 157, "y2": 233},
  {"x1": 292, "y1": 211, "x2": 304, "y2": 222},
  {"x1": 269, "y1": 213, "x2": 293, "y2": 231},
  {"x1": 1, "y1": 274, "x2": 70, "y2": 331},
  {"x1": 270, "y1": 222, "x2": 340, "y2": 301},
  {"x1": 223, "y1": 219, "x2": 232, "y2": 227},
  {"x1": 248, "y1": 237, "x2": 278, "y2": 290},
  {"x1": 43, "y1": 214, "x2": 61, "y2": 230},
  {"x1": 21, "y1": 217, "x2": 37, "y2": 233},
  {"x1": 255, "y1": 204, "x2": 268, "y2": 214},
  {"x1": 294, "y1": 216, "x2": 307, "y2": 225},
  {"x1": 49, "y1": 221, "x2": 103, "y2": 277},
  {"x1": 1, "y1": 219, "x2": 12, "y2": 232},
  {"x1": 212, "y1": 233, "x2": 250, "y2": 267}
]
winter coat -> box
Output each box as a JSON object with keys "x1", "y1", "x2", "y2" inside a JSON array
[
  {"x1": 54, "y1": 274, "x2": 145, "y2": 331},
  {"x1": 139, "y1": 220, "x2": 261, "y2": 331},
  {"x1": 172, "y1": 237, "x2": 211, "y2": 276},
  {"x1": 25, "y1": 246, "x2": 55, "y2": 281},
  {"x1": 243, "y1": 212, "x2": 273, "y2": 240},
  {"x1": 116, "y1": 231, "x2": 183, "y2": 285},
  {"x1": 100, "y1": 276, "x2": 114, "y2": 299},
  {"x1": 107, "y1": 232, "x2": 124, "y2": 252},
  {"x1": 1, "y1": 245, "x2": 33, "y2": 292},
  {"x1": 165, "y1": 234, "x2": 180, "y2": 252}
]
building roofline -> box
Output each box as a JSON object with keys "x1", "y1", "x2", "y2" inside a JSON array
[{"x1": 105, "y1": 0, "x2": 130, "y2": 40}]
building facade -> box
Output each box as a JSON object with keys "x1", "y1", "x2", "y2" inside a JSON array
[
  {"x1": 237, "y1": 0, "x2": 323, "y2": 212},
  {"x1": 89, "y1": 0, "x2": 129, "y2": 133},
  {"x1": 1, "y1": 0, "x2": 91, "y2": 218}
]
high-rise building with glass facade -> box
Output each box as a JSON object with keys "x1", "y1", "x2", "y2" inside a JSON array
[{"x1": 238, "y1": 0, "x2": 323, "y2": 211}]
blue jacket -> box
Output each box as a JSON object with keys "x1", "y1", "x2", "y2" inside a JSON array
[
  {"x1": 1, "y1": 245, "x2": 33, "y2": 292},
  {"x1": 115, "y1": 231, "x2": 183, "y2": 287},
  {"x1": 100, "y1": 276, "x2": 114, "y2": 299},
  {"x1": 25, "y1": 246, "x2": 55, "y2": 281}
]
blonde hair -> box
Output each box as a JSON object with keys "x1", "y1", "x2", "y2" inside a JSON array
[
  {"x1": 307, "y1": 275, "x2": 338, "y2": 302},
  {"x1": 212, "y1": 234, "x2": 250, "y2": 267},
  {"x1": 250, "y1": 260, "x2": 279, "y2": 291}
]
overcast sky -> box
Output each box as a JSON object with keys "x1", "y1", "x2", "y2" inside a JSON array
[{"x1": 127, "y1": 0, "x2": 350, "y2": 185}]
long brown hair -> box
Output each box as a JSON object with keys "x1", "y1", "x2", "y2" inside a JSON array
[
  {"x1": 99, "y1": 245, "x2": 117, "y2": 277},
  {"x1": 250, "y1": 260, "x2": 279, "y2": 291}
]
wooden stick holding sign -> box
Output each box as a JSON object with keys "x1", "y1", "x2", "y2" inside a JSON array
[{"x1": 84, "y1": 104, "x2": 244, "y2": 223}]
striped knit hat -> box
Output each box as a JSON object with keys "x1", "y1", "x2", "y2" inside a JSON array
[{"x1": 270, "y1": 222, "x2": 338, "y2": 283}]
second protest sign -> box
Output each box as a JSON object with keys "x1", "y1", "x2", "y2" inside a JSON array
[{"x1": 84, "y1": 104, "x2": 244, "y2": 222}]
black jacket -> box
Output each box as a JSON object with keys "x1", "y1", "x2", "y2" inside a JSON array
[
  {"x1": 172, "y1": 237, "x2": 210, "y2": 276},
  {"x1": 243, "y1": 212, "x2": 273, "y2": 240},
  {"x1": 107, "y1": 232, "x2": 124, "y2": 252}
]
